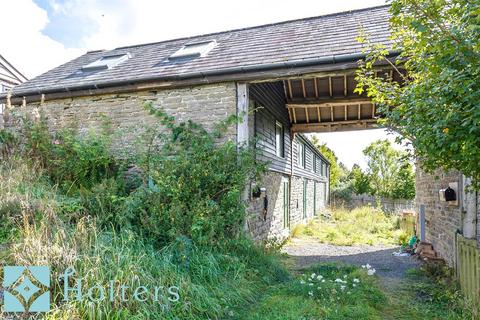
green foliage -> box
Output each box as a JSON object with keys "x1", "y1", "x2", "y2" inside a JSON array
[
  {"x1": 311, "y1": 136, "x2": 348, "y2": 189},
  {"x1": 349, "y1": 164, "x2": 371, "y2": 195},
  {"x1": 362, "y1": 139, "x2": 415, "y2": 200},
  {"x1": 125, "y1": 103, "x2": 266, "y2": 247},
  {"x1": 355, "y1": 0, "x2": 480, "y2": 187},
  {"x1": 299, "y1": 206, "x2": 408, "y2": 246},
  {"x1": 246, "y1": 263, "x2": 386, "y2": 319},
  {"x1": 0, "y1": 129, "x2": 18, "y2": 158},
  {"x1": 23, "y1": 118, "x2": 119, "y2": 192}
]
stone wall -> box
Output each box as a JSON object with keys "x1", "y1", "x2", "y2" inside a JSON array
[
  {"x1": 247, "y1": 173, "x2": 328, "y2": 242},
  {"x1": 5, "y1": 83, "x2": 238, "y2": 149},
  {"x1": 415, "y1": 168, "x2": 463, "y2": 266},
  {"x1": 247, "y1": 171, "x2": 290, "y2": 241}
]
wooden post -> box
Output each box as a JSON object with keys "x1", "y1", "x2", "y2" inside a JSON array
[
  {"x1": 236, "y1": 82, "x2": 249, "y2": 149},
  {"x1": 236, "y1": 82, "x2": 250, "y2": 233}
]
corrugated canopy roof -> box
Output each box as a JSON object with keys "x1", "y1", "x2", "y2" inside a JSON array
[{"x1": 8, "y1": 5, "x2": 392, "y2": 97}]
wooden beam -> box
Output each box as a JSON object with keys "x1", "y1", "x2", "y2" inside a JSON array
[
  {"x1": 283, "y1": 80, "x2": 289, "y2": 100},
  {"x1": 292, "y1": 108, "x2": 297, "y2": 124},
  {"x1": 236, "y1": 83, "x2": 249, "y2": 149},
  {"x1": 344, "y1": 105, "x2": 347, "y2": 121},
  {"x1": 301, "y1": 79, "x2": 307, "y2": 98},
  {"x1": 317, "y1": 106, "x2": 321, "y2": 123},
  {"x1": 358, "y1": 104, "x2": 361, "y2": 120},
  {"x1": 286, "y1": 99, "x2": 371, "y2": 109},
  {"x1": 314, "y1": 77, "x2": 319, "y2": 98},
  {"x1": 330, "y1": 105, "x2": 334, "y2": 122},
  {"x1": 344, "y1": 75, "x2": 347, "y2": 96},
  {"x1": 287, "y1": 107, "x2": 292, "y2": 122},
  {"x1": 305, "y1": 107, "x2": 309, "y2": 123},
  {"x1": 372, "y1": 103, "x2": 376, "y2": 118},
  {"x1": 287, "y1": 97, "x2": 369, "y2": 105},
  {"x1": 291, "y1": 119, "x2": 378, "y2": 133},
  {"x1": 328, "y1": 76, "x2": 332, "y2": 97},
  {"x1": 287, "y1": 80, "x2": 293, "y2": 100}
]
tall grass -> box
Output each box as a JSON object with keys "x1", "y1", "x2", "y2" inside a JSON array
[{"x1": 301, "y1": 206, "x2": 410, "y2": 246}]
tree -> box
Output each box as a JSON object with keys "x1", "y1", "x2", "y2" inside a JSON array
[
  {"x1": 363, "y1": 139, "x2": 415, "y2": 199},
  {"x1": 311, "y1": 136, "x2": 348, "y2": 189},
  {"x1": 355, "y1": 0, "x2": 480, "y2": 187},
  {"x1": 349, "y1": 164, "x2": 371, "y2": 195}
]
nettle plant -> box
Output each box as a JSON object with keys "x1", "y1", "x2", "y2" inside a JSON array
[{"x1": 355, "y1": 0, "x2": 480, "y2": 187}]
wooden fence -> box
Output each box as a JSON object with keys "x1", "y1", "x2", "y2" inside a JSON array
[{"x1": 456, "y1": 233, "x2": 480, "y2": 302}]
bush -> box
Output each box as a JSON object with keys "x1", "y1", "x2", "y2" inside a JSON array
[
  {"x1": 124, "y1": 103, "x2": 265, "y2": 247},
  {"x1": 23, "y1": 117, "x2": 119, "y2": 192}
]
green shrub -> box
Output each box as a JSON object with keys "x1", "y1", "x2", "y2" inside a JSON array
[
  {"x1": 23, "y1": 117, "x2": 119, "y2": 192},
  {"x1": 124, "y1": 103, "x2": 265, "y2": 247}
]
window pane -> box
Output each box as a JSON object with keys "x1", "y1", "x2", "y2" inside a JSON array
[{"x1": 275, "y1": 122, "x2": 284, "y2": 157}]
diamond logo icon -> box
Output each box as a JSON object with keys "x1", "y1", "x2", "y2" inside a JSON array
[{"x1": 3, "y1": 266, "x2": 50, "y2": 313}]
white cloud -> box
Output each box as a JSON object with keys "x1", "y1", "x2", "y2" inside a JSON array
[{"x1": 2, "y1": 0, "x2": 83, "y2": 79}]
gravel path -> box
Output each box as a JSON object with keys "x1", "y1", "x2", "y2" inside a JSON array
[{"x1": 282, "y1": 238, "x2": 420, "y2": 285}]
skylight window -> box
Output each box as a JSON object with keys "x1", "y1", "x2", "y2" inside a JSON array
[
  {"x1": 81, "y1": 53, "x2": 130, "y2": 72},
  {"x1": 169, "y1": 40, "x2": 217, "y2": 61}
]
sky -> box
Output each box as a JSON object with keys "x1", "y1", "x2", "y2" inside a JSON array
[{"x1": 2, "y1": 0, "x2": 405, "y2": 169}]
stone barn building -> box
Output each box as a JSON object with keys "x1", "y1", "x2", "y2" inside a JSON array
[{"x1": 2, "y1": 5, "x2": 395, "y2": 241}]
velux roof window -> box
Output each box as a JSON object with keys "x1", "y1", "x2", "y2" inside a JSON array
[
  {"x1": 168, "y1": 40, "x2": 216, "y2": 61},
  {"x1": 81, "y1": 53, "x2": 131, "y2": 72}
]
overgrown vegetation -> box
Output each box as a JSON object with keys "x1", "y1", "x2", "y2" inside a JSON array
[
  {"x1": 380, "y1": 264, "x2": 475, "y2": 320},
  {"x1": 0, "y1": 106, "x2": 279, "y2": 319},
  {"x1": 298, "y1": 206, "x2": 411, "y2": 246},
  {"x1": 246, "y1": 263, "x2": 386, "y2": 319},
  {"x1": 0, "y1": 105, "x2": 471, "y2": 319}
]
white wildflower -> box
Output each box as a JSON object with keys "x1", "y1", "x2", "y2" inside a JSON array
[
  {"x1": 353, "y1": 278, "x2": 360, "y2": 283},
  {"x1": 367, "y1": 268, "x2": 376, "y2": 276},
  {"x1": 300, "y1": 280, "x2": 305, "y2": 284},
  {"x1": 308, "y1": 291, "x2": 313, "y2": 296},
  {"x1": 340, "y1": 285, "x2": 346, "y2": 291}
]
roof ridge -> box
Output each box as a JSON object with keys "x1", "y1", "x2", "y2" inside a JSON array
[{"x1": 111, "y1": 4, "x2": 390, "y2": 51}]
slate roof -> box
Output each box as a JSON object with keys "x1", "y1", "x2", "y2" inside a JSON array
[{"x1": 8, "y1": 5, "x2": 392, "y2": 97}]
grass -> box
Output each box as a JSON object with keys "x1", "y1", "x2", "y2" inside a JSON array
[
  {"x1": 379, "y1": 264, "x2": 475, "y2": 320},
  {"x1": 245, "y1": 263, "x2": 386, "y2": 320},
  {"x1": 298, "y1": 206, "x2": 411, "y2": 246}
]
